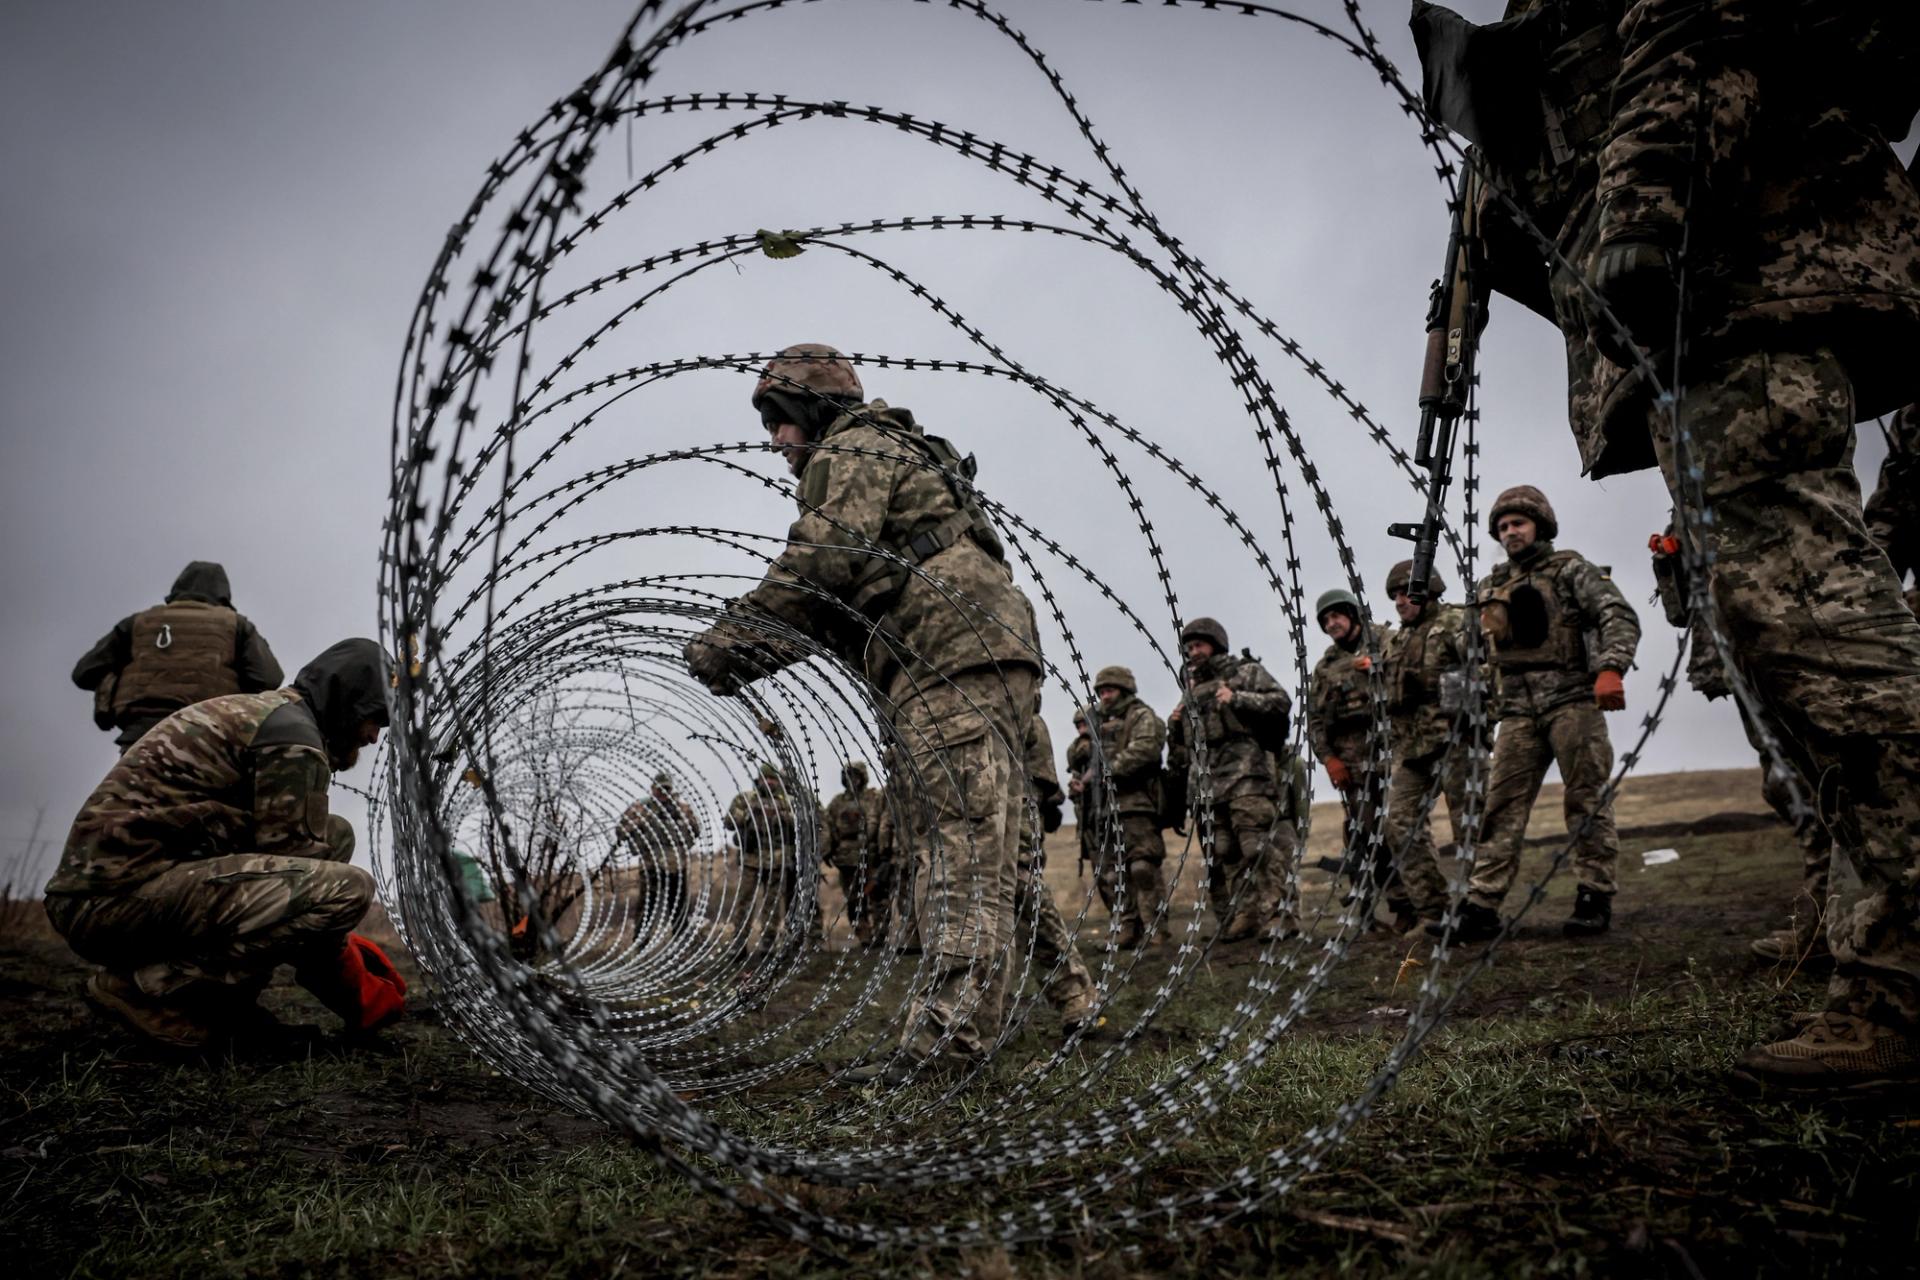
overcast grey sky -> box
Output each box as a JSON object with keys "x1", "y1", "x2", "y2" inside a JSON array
[{"x1": 2, "y1": 0, "x2": 1886, "y2": 880}]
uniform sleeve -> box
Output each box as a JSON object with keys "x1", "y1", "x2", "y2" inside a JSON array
[
  {"x1": 1229, "y1": 661, "x2": 1293, "y2": 730},
  {"x1": 1024, "y1": 717, "x2": 1062, "y2": 803},
  {"x1": 252, "y1": 742, "x2": 335, "y2": 859},
  {"x1": 1569, "y1": 559, "x2": 1642, "y2": 674},
  {"x1": 1306, "y1": 664, "x2": 1334, "y2": 759},
  {"x1": 234, "y1": 617, "x2": 285, "y2": 693},
  {"x1": 1106, "y1": 705, "x2": 1164, "y2": 782},
  {"x1": 72, "y1": 616, "x2": 133, "y2": 690}
]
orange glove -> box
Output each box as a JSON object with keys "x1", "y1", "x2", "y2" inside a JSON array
[
  {"x1": 1594, "y1": 670, "x2": 1626, "y2": 711},
  {"x1": 1648, "y1": 532, "x2": 1680, "y2": 557},
  {"x1": 1352, "y1": 656, "x2": 1373, "y2": 673},
  {"x1": 299, "y1": 933, "x2": 408, "y2": 1033},
  {"x1": 1323, "y1": 756, "x2": 1352, "y2": 790}
]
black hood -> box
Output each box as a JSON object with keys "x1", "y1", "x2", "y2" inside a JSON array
[
  {"x1": 292, "y1": 638, "x2": 392, "y2": 751},
  {"x1": 167, "y1": 560, "x2": 232, "y2": 606}
]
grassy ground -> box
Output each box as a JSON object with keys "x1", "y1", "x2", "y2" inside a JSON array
[{"x1": 4, "y1": 768, "x2": 1915, "y2": 1278}]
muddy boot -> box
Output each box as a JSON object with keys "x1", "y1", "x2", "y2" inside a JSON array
[
  {"x1": 1058, "y1": 987, "x2": 1109, "y2": 1042},
  {"x1": 1219, "y1": 910, "x2": 1262, "y2": 944},
  {"x1": 1425, "y1": 901, "x2": 1501, "y2": 945},
  {"x1": 1111, "y1": 917, "x2": 1143, "y2": 950},
  {"x1": 1750, "y1": 924, "x2": 1831, "y2": 966},
  {"x1": 1263, "y1": 912, "x2": 1301, "y2": 942},
  {"x1": 1562, "y1": 887, "x2": 1613, "y2": 938},
  {"x1": 85, "y1": 971, "x2": 215, "y2": 1051},
  {"x1": 1736, "y1": 1012, "x2": 1920, "y2": 1091}
]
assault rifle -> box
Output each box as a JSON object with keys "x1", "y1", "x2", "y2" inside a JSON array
[{"x1": 1389, "y1": 170, "x2": 1485, "y2": 606}]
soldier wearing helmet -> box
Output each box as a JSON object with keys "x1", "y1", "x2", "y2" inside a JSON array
[
  {"x1": 1065, "y1": 704, "x2": 1099, "y2": 883},
  {"x1": 614, "y1": 772, "x2": 701, "y2": 941},
  {"x1": 1307, "y1": 586, "x2": 1390, "y2": 901},
  {"x1": 686, "y1": 344, "x2": 1040, "y2": 1080},
  {"x1": 724, "y1": 763, "x2": 801, "y2": 962},
  {"x1": 822, "y1": 760, "x2": 886, "y2": 948},
  {"x1": 1081, "y1": 664, "x2": 1168, "y2": 949},
  {"x1": 1437, "y1": 486, "x2": 1640, "y2": 945},
  {"x1": 1376, "y1": 560, "x2": 1475, "y2": 934},
  {"x1": 1166, "y1": 616, "x2": 1297, "y2": 942}
]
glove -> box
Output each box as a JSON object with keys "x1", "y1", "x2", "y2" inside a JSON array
[
  {"x1": 1323, "y1": 756, "x2": 1352, "y2": 790},
  {"x1": 1594, "y1": 670, "x2": 1627, "y2": 712},
  {"x1": 684, "y1": 635, "x2": 743, "y2": 695},
  {"x1": 298, "y1": 932, "x2": 407, "y2": 1033},
  {"x1": 1039, "y1": 796, "x2": 1064, "y2": 834},
  {"x1": 1587, "y1": 237, "x2": 1677, "y2": 367}
]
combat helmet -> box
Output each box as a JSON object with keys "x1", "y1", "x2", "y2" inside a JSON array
[
  {"x1": 842, "y1": 760, "x2": 868, "y2": 789},
  {"x1": 1092, "y1": 664, "x2": 1137, "y2": 694},
  {"x1": 1488, "y1": 485, "x2": 1558, "y2": 541},
  {"x1": 751, "y1": 343, "x2": 864, "y2": 433},
  {"x1": 652, "y1": 771, "x2": 674, "y2": 791},
  {"x1": 1385, "y1": 560, "x2": 1446, "y2": 599},
  {"x1": 1314, "y1": 589, "x2": 1360, "y2": 629},
  {"x1": 1179, "y1": 616, "x2": 1229, "y2": 653}
]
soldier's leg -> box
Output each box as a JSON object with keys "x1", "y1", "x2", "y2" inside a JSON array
[
  {"x1": 1469, "y1": 715, "x2": 1554, "y2": 911},
  {"x1": 1657, "y1": 348, "x2": 1920, "y2": 1040},
  {"x1": 1221, "y1": 791, "x2": 1280, "y2": 940},
  {"x1": 897, "y1": 667, "x2": 1030, "y2": 1061},
  {"x1": 1121, "y1": 813, "x2": 1168, "y2": 943},
  {"x1": 1385, "y1": 750, "x2": 1449, "y2": 924},
  {"x1": 1749, "y1": 710, "x2": 1833, "y2": 961},
  {"x1": 1546, "y1": 703, "x2": 1620, "y2": 890},
  {"x1": 1016, "y1": 851, "x2": 1095, "y2": 1024}
]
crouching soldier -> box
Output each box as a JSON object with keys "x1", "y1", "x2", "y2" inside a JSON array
[{"x1": 44, "y1": 638, "x2": 403, "y2": 1051}]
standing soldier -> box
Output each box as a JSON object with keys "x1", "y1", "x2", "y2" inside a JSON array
[
  {"x1": 1066, "y1": 706, "x2": 1099, "y2": 883},
  {"x1": 724, "y1": 763, "x2": 799, "y2": 959},
  {"x1": 1410, "y1": 0, "x2": 1920, "y2": 1083},
  {"x1": 685, "y1": 343, "x2": 1041, "y2": 1079},
  {"x1": 44, "y1": 638, "x2": 401, "y2": 1050},
  {"x1": 1439, "y1": 487, "x2": 1640, "y2": 944},
  {"x1": 1007, "y1": 698, "x2": 1097, "y2": 1036},
  {"x1": 614, "y1": 773, "x2": 700, "y2": 941},
  {"x1": 72, "y1": 561, "x2": 283, "y2": 753},
  {"x1": 822, "y1": 760, "x2": 886, "y2": 948},
  {"x1": 1380, "y1": 560, "x2": 1474, "y2": 935},
  {"x1": 1309, "y1": 590, "x2": 1389, "y2": 897},
  {"x1": 1088, "y1": 665, "x2": 1168, "y2": 948},
  {"x1": 1167, "y1": 617, "x2": 1296, "y2": 942}
]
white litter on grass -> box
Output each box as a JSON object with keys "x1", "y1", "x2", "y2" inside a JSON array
[{"x1": 1641, "y1": 848, "x2": 1681, "y2": 868}]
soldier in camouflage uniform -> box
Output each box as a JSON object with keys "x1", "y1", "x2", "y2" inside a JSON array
[
  {"x1": 1435, "y1": 488, "x2": 1640, "y2": 944},
  {"x1": 685, "y1": 344, "x2": 1040, "y2": 1078},
  {"x1": 1413, "y1": 0, "x2": 1920, "y2": 1080},
  {"x1": 1865, "y1": 402, "x2": 1920, "y2": 616},
  {"x1": 72, "y1": 561, "x2": 284, "y2": 752},
  {"x1": 1085, "y1": 665, "x2": 1168, "y2": 949},
  {"x1": 1309, "y1": 589, "x2": 1390, "y2": 902},
  {"x1": 724, "y1": 763, "x2": 800, "y2": 959},
  {"x1": 1167, "y1": 617, "x2": 1297, "y2": 942},
  {"x1": 614, "y1": 773, "x2": 700, "y2": 941},
  {"x1": 822, "y1": 760, "x2": 886, "y2": 948},
  {"x1": 1380, "y1": 560, "x2": 1474, "y2": 934},
  {"x1": 1066, "y1": 706, "x2": 1099, "y2": 881},
  {"x1": 45, "y1": 638, "x2": 396, "y2": 1050},
  {"x1": 1006, "y1": 699, "x2": 1096, "y2": 1035}
]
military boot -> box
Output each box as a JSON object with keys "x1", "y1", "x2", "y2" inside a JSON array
[
  {"x1": 1219, "y1": 910, "x2": 1263, "y2": 944},
  {"x1": 1425, "y1": 901, "x2": 1501, "y2": 945},
  {"x1": 1111, "y1": 917, "x2": 1144, "y2": 950},
  {"x1": 1562, "y1": 887, "x2": 1613, "y2": 937},
  {"x1": 1750, "y1": 924, "x2": 1831, "y2": 966},
  {"x1": 85, "y1": 970, "x2": 215, "y2": 1051},
  {"x1": 1736, "y1": 1012, "x2": 1920, "y2": 1090}
]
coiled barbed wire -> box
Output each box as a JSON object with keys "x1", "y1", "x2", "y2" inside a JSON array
[{"x1": 361, "y1": 0, "x2": 1772, "y2": 1248}]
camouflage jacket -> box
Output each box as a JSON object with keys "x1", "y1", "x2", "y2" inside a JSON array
[
  {"x1": 47, "y1": 690, "x2": 336, "y2": 897},
  {"x1": 697, "y1": 400, "x2": 1040, "y2": 697},
  {"x1": 1866, "y1": 401, "x2": 1920, "y2": 585},
  {"x1": 1308, "y1": 622, "x2": 1388, "y2": 764},
  {"x1": 1383, "y1": 603, "x2": 1472, "y2": 760},
  {"x1": 615, "y1": 794, "x2": 700, "y2": 866},
  {"x1": 1475, "y1": 542, "x2": 1640, "y2": 719},
  {"x1": 1456, "y1": 0, "x2": 1920, "y2": 479},
  {"x1": 1089, "y1": 692, "x2": 1164, "y2": 817},
  {"x1": 1065, "y1": 728, "x2": 1099, "y2": 828},
  {"x1": 822, "y1": 785, "x2": 884, "y2": 868},
  {"x1": 1020, "y1": 714, "x2": 1066, "y2": 848},
  {"x1": 1167, "y1": 652, "x2": 1292, "y2": 800},
  {"x1": 725, "y1": 783, "x2": 796, "y2": 870}
]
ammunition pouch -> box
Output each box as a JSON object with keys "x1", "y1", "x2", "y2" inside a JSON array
[{"x1": 1438, "y1": 667, "x2": 1470, "y2": 716}]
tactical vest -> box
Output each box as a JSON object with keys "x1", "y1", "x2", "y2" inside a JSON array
[
  {"x1": 1317, "y1": 644, "x2": 1372, "y2": 726},
  {"x1": 1187, "y1": 653, "x2": 1287, "y2": 754},
  {"x1": 804, "y1": 407, "x2": 1006, "y2": 620},
  {"x1": 112, "y1": 601, "x2": 241, "y2": 718},
  {"x1": 1386, "y1": 623, "x2": 1433, "y2": 717},
  {"x1": 1480, "y1": 560, "x2": 1586, "y2": 674}
]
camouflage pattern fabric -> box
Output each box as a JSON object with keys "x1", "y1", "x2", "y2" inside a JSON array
[
  {"x1": 1089, "y1": 691, "x2": 1167, "y2": 939},
  {"x1": 1384, "y1": 603, "x2": 1471, "y2": 760},
  {"x1": 1647, "y1": 344, "x2": 1920, "y2": 1028},
  {"x1": 1308, "y1": 622, "x2": 1389, "y2": 863},
  {"x1": 1065, "y1": 724, "x2": 1100, "y2": 872},
  {"x1": 1475, "y1": 543, "x2": 1639, "y2": 720},
  {"x1": 44, "y1": 690, "x2": 370, "y2": 998},
  {"x1": 1004, "y1": 712, "x2": 1093, "y2": 1020},
  {"x1": 1472, "y1": 701, "x2": 1620, "y2": 909},
  {"x1": 1864, "y1": 401, "x2": 1920, "y2": 588},
  {"x1": 823, "y1": 781, "x2": 886, "y2": 943},
  {"x1": 1382, "y1": 746, "x2": 1469, "y2": 922},
  {"x1": 615, "y1": 793, "x2": 700, "y2": 935},
  {"x1": 725, "y1": 781, "x2": 795, "y2": 872}
]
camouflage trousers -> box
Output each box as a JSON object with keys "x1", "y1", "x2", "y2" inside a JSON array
[
  {"x1": 1002, "y1": 843, "x2": 1094, "y2": 1020},
  {"x1": 1654, "y1": 345, "x2": 1920, "y2": 1027},
  {"x1": 45, "y1": 815, "x2": 369, "y2": 998},
  {"x1": 1749, "y1": 707, "x2": 1834, "y2": 944},
  {"x1": 1382, "y1": 745, "x2": 1469, "y2": 921},
  {"x1": 734, "y1": 858, "x2": 802, "y2": 955},
  {"x1": 1473, "y1": 702, "x2": 1620, "y2": 909},
  {"x1": 832, "y1": 858, "x2": 893, "y2": 945},
  {"x1": 896, "y1": 665, "x2": 1035, "y2": 1061},
  {"x1": 1092, "y1": 812, "x2": 1167, "y2": 937},
  {"x1": 636, "y1": 867, "x2": 689, "y2": 939},
  {"x1": 1201, "y1": 790, "x2": 1295, "y2": 928},
  {"x1": 1327, "y1": 727, "x2": 1389, "y2": 891}
]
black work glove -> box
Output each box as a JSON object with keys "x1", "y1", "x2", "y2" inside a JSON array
[
  {"x1": 1587, "y1": 237, "x2": 1678, "y2": 368},
  {"x1": 1039, "y1": 796, "x2": 1064, "y2": 834}
]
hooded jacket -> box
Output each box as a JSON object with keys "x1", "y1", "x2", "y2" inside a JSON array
[{"x1": 290, "y1": 639, "x2": 393, "y2": 767}]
